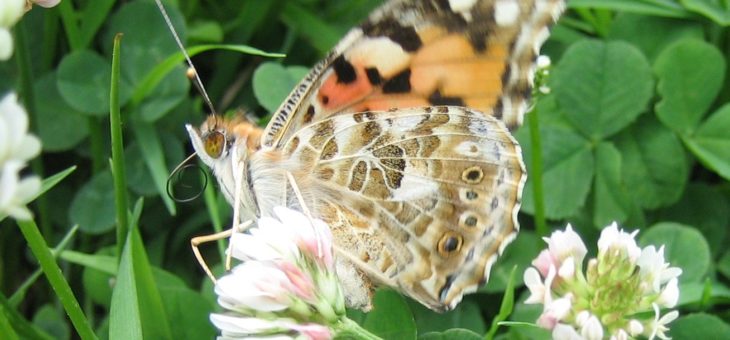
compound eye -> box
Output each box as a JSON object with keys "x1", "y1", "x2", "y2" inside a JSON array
[{"x1": 203, "y1": 131, "x2": 225, "y2": 158}]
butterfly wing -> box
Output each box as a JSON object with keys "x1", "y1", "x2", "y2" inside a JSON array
[
  {"x1": 282, "y1": 107, "x2": 525, "y2": 311},
  {"x1": 262, "y1": 0, "x2": 565, "y2": 149}
]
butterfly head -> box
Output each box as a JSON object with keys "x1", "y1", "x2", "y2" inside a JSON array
[{"x1": 186, "y1": 115, "x2": 234, "y2": 168}]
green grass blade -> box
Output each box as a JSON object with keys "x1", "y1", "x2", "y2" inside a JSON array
[
  {"x1": 110, "y1": 33, "x2": 130, "y2": 258},
  {"x1": 131, "y1": 122, "x2": 176, "y2": 215},
  {"x1": 10, "y1": 225, "x2": 80, "y2": 307},
  {"x1": 0, "y1": 293, "x2": 52, "y2": 340},
  {"x1": 484, "y1": 266, "x2": 518, "y2": 340},
  {"x1": 0, "y1": 166, "x2": 76, "y2": 223},
  {"x1": 109, "y1": 228, "x2": 173, "y2": 340},
  {"x1": 16, "y1": 220, "x2": 97, "y2": 340}
]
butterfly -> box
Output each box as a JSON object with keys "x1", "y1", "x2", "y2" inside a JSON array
[{"x1": 186, "y1": 0, "x2": 564, "y2": 312}]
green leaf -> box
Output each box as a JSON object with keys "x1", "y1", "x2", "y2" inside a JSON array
[
  {"x1": 507, "y1": 296, "x2": 550, "y2": 340},
  {"x1": 569, "y1": 0, "x2": 693, "y2": 18},
  {"x1": 109, "y1": 228, "x2": 173, "y2": 340},
  {"x1": 188, "y1": 21, "x2": 224, "y2": 43},
  {"x1": 131, "y1": 122, "x2": 180, "y2": 214},
  {"x1": 593, "y1": 142, "x2": 630, "y2": 225},
  {"x1": 680, "y1": 0, "x2": 730, "y2": 25},
  {"x1": 69, "y1": 171, "x2": 116, "y2": 234},
  {"x1": 408, "y1": 300, "x2": 486, "y2": 335},
  {"x1": 56, "y1": 50, "x2": 131, "y2": 115},
  {"x1": 552, "y1": 40, "x2": 653, "y2": 139},
  {"x1": 363, "y1": 290, "x2": 417, "y2": 339},
  {"x1": 654, "y1": 183, "x2": 730, "y2": 258},
  {"x1": 253, "y1": 62, "x2": 309, "y2": 113},
  {"x1": 683, "y1": 104, "x2": 730, "y2": 180},
  {"x1": 418, "y1": 329, "x2": 482, "y2": 340},
  {"x1": 654, "y1": 39, "x2": 726, "y2": 134},
  {"x1": 608, "y1": 13, "x2": 703, "y2": 61},
  {"x1": 520, "y1": 122, "x2": 594, "y2": 219},
  {"x1": 671, "y1": 313, "x2": 730, "y2": 339},
  {"x1": 614, "y1": 115, "x2": 689, "y2": 209},
  {"x1": 280, "y1": 2, "x2": 345, "y2": 54},
  {"x1": 155, "y1": 271, "x2": 216, "y2": 339},
  {"x1": 485, "y1": 266, "x2": 517, "y2": 340},
  {"x1": 104, "y1": 1, "x2": 186, "y2": 86},
  {"x1": 134, "y1": 70, "x2": 189, "y2": 122},
  {"x1": 33, "y1": 73, "x2": 88, "y2": 152},
  {"x1": 639, "y1": 222, "x2": 711, "y2": 284},
  {"x1": 77, "y1": 0, "x2": 115, "y2": 49},
  {"x1": 32, "y1": 305, "x2": 70, "y2": 340}
]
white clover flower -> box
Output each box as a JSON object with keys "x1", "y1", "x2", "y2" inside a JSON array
[
  {"x1": 581, "y1": 314, "x2": 603, "y2": 340},
  {"x1": 0, "y1": 28, "x2": 13, "y2": 61},
  {"x1": 597, "y1": 222, "x2": 641, "y2": 263},
  {"x1": 0, "y1": 0, "x2": 25, "y2": 28},
  {"x1": 1, "y1": 93, "x2": 41, "y2": 164},
  {"x1": 524, "y1": 222, "x2": 682, "y2": 339},
  {"x1": 210, "y1": 314, "x2": 331, "y2": 340},
  {"x1": 0, "y1": 160, "x2": 40, "y2": 220},
  {"x1": 553, "y1": 323, "x2": 582, "y2": 340},
  {"x1": 537, "y1": 55, "x2": 551, "y2": 69},
  {"x1": 532, "y1": 224, "x2": 586, "y2": 279},
  {"x1": 211, "y1": 207, "x2": 350, "y2": 339},
  {"x1": 637, "y1": 245, "x2": 683, "y2": 294},
  {"x1": 524, "y1": 263, "x2": 556, "y2": 304},
  {"x1": 647, "y1": 303, "x2": 679, "y2": 340},
  {"x1": 0, "y1": 93, "x2": 41, "y2": 220}
]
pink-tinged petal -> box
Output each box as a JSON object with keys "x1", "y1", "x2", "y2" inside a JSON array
[
  {"x1": 31, "y1": 0, "x2": 62, "y2": 8},
  {"x1": 532, "y1": 249, "x2": 556, "y2": 278},
  {"x1": 537, "y1": 293, "x2": 572, "y2": 329},
  {"x1": 291, "y1": 323, "x2": 332, "y2": 340},
  {"x1": 215, "y1": 262, "x2": 293, "y2": 312},
  {"x1": 279, "y1": 261, "x2": 316, "y2": 302}
]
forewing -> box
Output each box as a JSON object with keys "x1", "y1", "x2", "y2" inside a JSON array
[{"x1": 262, "y1": 0, "x2": 565, "y2": 148}]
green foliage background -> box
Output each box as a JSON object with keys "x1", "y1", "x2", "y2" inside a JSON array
[{"x1": 1, "y1": 0, "x2": 729, "y2": 339}]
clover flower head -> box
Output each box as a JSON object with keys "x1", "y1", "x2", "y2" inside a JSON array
[
  {"x1": 211, "y1": 207, "x2": 345, "y2": 339},
  {"x1": 525, "y1": 222, "x2": 682, "y2": 340}
]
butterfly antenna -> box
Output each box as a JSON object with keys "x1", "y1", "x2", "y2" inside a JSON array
[{"x1": 154, "y1": 0, "x2": 217, "y2": 115}]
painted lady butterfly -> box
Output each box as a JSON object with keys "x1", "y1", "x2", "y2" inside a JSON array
[{"x1": 187, "y1": 0, "x2": 564, "y2": 312}]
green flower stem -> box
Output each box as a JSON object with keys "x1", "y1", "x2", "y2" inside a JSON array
[
  {"x1": 110, "y1": 34, "x2": 130, "y2": 258},
  {"x1": 16, "y1": 219, "x2": 98, "y2": 340},
  {"x1": 333, "y1": 318, "x2": 382, "y2": 340},
  {"x1": 57, "y1": 0, "x2": 82, "y2": 50},
  {"x1": 528, "y1": 104, "x2": 547, "y2": 237}
]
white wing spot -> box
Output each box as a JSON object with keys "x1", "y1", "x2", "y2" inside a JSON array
[
  {"x1": 495, "y1": 0, "x2": 520, "y2": 26},
  {"x1": 455, "y1": 141, "x2": 482, "y2": 157}
]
